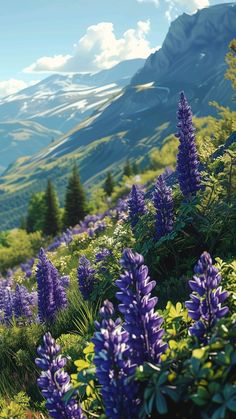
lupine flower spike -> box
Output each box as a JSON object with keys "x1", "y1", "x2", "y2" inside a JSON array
[
  {"x1": 92, "y1": 300, "x2": 140, "y2": 419},
  {"x1": 77, "y1": 256, "x2": 96, "y2": 300},
  {"x1": 36, "y1": 248, "x2": 68, "y2": 323},
  {"x1": 153, "y1": 174, "x2": 174, "y2": 240},
  {"x1": 185, "y1": 251, "x2": 229, "y2": 342},
  {"x1": 176, "y1": 91, "x2": 201, "y2": 197},
  {"x1": 36, "y1": 332, "x2": 85, "y2": 418},
  {"x1": 116, "y1": 249, "x2": 167, "y2": 364},
  {"x1": 128, "y1": 185, "x2": 146, "y2": 230}
]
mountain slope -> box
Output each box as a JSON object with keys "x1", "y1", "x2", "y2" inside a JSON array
[
  {"x1": 0, "y1": 121, "x2": 62, "y2": 172},
  {"x1": 0, "y1": 58, "x2": 144, "y2": 133},
  {"x1": 0, "y1": 3, "x2": 235, "y2": 230},
  {"x1": 0, "y1": 59, "x2": 144, "y2": 172}
]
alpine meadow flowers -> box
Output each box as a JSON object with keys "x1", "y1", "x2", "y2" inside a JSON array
[
  {"x1": 176, "y1": 91, "x2": 201, "y2": 197},
  {"x1": 36, "y1": 248, "x2": 68, "y2": 323},
  {"x1": 35, "y1": 332, "x2": 85, "y2": 419},
  {"x1": 92, "y1": 300, "x2": 140, "y2": 419},
  {"x1": 153, "y1": 174, "x2": 174, "y2": 240},
  {"x1": 116, "y1": 248, "x2": 167, "y2": 364},
  {"x1": 185, "y1": 251, "x2": 229, "y2": 341},
  {"x1": 77, "y1": 255, "x2": 96, "y2": 300},
  {"x1": 128, "y1": 185, "x2": 146, "y2": 230}
]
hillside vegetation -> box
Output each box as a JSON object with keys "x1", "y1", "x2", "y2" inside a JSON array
[{"x1": 0, "y1": 36, "x2": 235, "y2": 419}]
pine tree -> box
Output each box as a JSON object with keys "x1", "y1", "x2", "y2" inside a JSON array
[
  {"x1": 64, "y1": 165, "x2": 86, "y2": 228},
  {"x1": 103, "y1": 172, "x2": 115, "y2": 196},
  {"x1": 26, "y1": 192, "x2": 46, "y2": 233},
  {"x1": 43, "y1": 180, "x2": 61, "y2": 236},
  {"x1": 132, "y1": 161, "x2": 139, "y2": 175},
  {"x1": 225, "y1": 39, "x2": 236, "y2": 91},
  {"x1": 123, "y1": 159, "x2": 132, "y2": 177}
]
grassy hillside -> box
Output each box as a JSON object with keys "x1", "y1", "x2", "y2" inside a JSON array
[{"x1": 0, "y1": 104, "x2": 235, "y2": 417}]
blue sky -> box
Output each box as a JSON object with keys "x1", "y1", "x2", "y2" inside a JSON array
[{"x1": 0, "y1": 0, "x2": 233, "y2": 96}]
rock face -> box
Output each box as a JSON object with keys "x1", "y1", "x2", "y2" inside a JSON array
[
  {"x1": 133, "y1": 3, "x2": 235, "y2": 83},
  {"x1": 0, "y1": 3, "x2": 235, "y2": 230}
]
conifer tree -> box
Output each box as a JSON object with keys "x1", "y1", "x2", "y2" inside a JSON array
[
  {"x1": 123, "y1": 159, "x2": 132, "y2": 177},
  {"x1": 43, "y1": 180, "x2": 61, "y2": 236},
  {"x1": 132, "y1": 161, "x2": 139, "y2": 175},
  {"x1": 26, "y1": 192, "x2": 46, "y2": 233},
  {"x1": 64, "y1": 165, "x2": 86, "y2": 228},
  {"x1": 103, "y1": 171, "x2": 115, "y2": 196}
]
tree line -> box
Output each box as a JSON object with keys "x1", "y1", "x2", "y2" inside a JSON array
[{"x1": 25, "y1": 159, "x2": 139, "y2": 236}]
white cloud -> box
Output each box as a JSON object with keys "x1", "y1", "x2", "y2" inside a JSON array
[
  {"x1": 0, "y1": 79, "x2": 39, "y2": 98},
  {"x1": 23, "y1": 20, "x2": 159, "y2": 74},
  {"x1": 165, "y1": 0, "x2": 209, "y2": 21},
  {"x1": 24, "y1": 54, "x2": 71, "y2": 73}
]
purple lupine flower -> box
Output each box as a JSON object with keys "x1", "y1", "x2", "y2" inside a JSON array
[
  {"x1": 36, "y1": 249, "x2": 68, "y2": 323},
  {"x1": 28, "y1": 291, "x2": 38, "y2": 307},
  {"x1": 116, "y1": 249, "x2": 167, "y2": 365},
  {"x1": 36, "y1": 332, "x2": 85, "y2": 419},
  {"x1": 13, "y1": 284, "x2": 32, "y2": 319},
  {"x1": 21, "y1": 258, "x2": 35, "y2": 278},
  {"x1": 128, "y1": 185, "x2": 146, "y2": 229},
  {"x1": 185, "y1": 251, "x2": 229, "y2": 341},
  {"x1": 92, "y1": 300, "x2": 140, "y2": 419},
  {"x1": 60, "y1": 276, "x2": 70, "y2": 288},
  {"x1": 77, "y1": 256, "x2": 95, "y2": 300},
  {"x1": 36, "y1": 249, "x2": 56, "y2": 323},
  {"x1": 61, "y1": 228, "x2": 73, "y2": 245},
  {"x1": 3, "y1": 288, "x2": 13, "y2": 325},
  {"x1": 153, "y1": 175, "x2": 174, "y2": 240},
  {"x1": 50, "y1": 262, "x2": 68, "y2": 311},
  {"x1": 95, "y1": 248, "x2": 112, "y2": 263},
  {"x1": 176, "y1": 92, "x2": 201, "y2": 197}
]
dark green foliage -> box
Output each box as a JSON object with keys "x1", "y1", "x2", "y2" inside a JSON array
[
  {"x1": 103, "y1": 171, "x2": 115, "y2": 197},
  {"x1": 26, "y1": 192, "x2": 46, "y2": 233},
  {"x1": 64, "y1": 165, "x2": 86, "y2": 228},
  {"x1": 132, "y1": 161, "x2": 139, "y2": 175},
  {"x1": 123, "y1": 159, "x2": 132, "y2": 177},
  {"x1": 226, "y1": 39, "x2": 236, "y2": 91},
  {"x1": 43, "y1": 180, "x2": 61, "y2": 236},
  {"x1": 137, "y1": 314, "x2": 236, "y2": 419}
]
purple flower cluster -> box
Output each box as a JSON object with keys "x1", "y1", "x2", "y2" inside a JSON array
[
  {"x1": 47, "y1": 229, "x2": 74, "y2": 252},
  {"x1": 176, "y1": 92, "x2": 201, "y2": 197},
  {"x1": 36, "y1": 332, "x2": 85, "y2": 419},
  {"x1": 153, "y1": 175, "x2": 174, "y2": 240},
  {"x1": 128, "y1": 185, "x2": 146, "y2": 229},
  {"x1": 3, "y1": 288, "x2": 13, "y2": 325},
  {"x1": 185, "y1": 251, "x2": 229, "y2": 341},
  {"x1": 95, "y1": 248, "x2": 112, "y2": 263},
  {"x1": 92, "y1": 300, "x2": 140, "y2": 419},
  {"x1": 116, "y1": 249, "x2": 167, "y2": 364},
  {"x1": 77, "y1": 256, "x2": 96, "y2": 300},
  {"x1": 0, "y1": 279, "x2": 36, "y2": 325},
  {"x1": 13, "y1": 284, "x2": 33, "y2": 319},
  {"x1": 21, "y1": 258, "x2": 35, "y2": 278},
  {"x1": 36, "y1": 248, "x2": 68, "y2": 323},
  {"x1": 115, "y1": 198, "x2": 129, "y2": 220}
]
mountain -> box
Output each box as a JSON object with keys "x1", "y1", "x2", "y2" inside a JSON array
[
  {"x1": 0, "y1": 3, "x2": 235, "y2": 230},
  {"x1": 0, "y1": 58, "x2": 144, "y2": 133},
  {"x1": 0, "y1": 58, "x2": 144, "y2": 172},
  {"x1": 0, "y1": 121, "x2": 62, "y2": 172}
]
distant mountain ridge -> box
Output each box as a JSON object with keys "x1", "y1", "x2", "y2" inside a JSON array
[
  {"x1": 0, "y1": 58, "x2": 144, "y2": 172},
  {"x1": 0, "y1": 3, "x2": 235, "y2": 230}
]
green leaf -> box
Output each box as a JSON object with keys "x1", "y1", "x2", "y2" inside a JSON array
[
  {"x1": 227, "y1": 400, "x2": 236, "y2": 412},
  {"x1": 155, "y1": 391, "x2": 168, "y2": 415},
  {"x1": 197, "y1": 386, "x2": 209, "y2": 400}
]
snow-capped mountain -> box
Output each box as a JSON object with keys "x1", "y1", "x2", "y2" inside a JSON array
[{"x1": 0, "y1": 58, "x2": 144, "y2": 172}]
